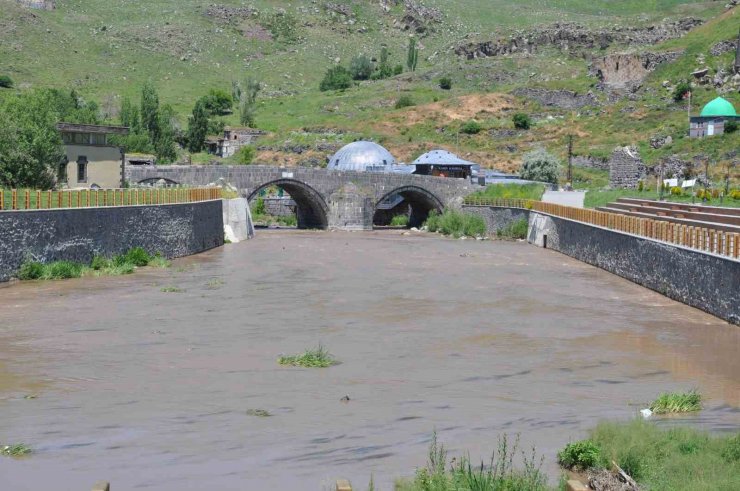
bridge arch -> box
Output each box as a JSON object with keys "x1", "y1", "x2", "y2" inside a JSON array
[
  {"x1": 136, "y1": 177, "x2": 180, "y2": 186},
  {"x1": 247, "y1": 179, "x2": 329, "y2": 229},
  {"x1": 374, "y1": 185, "x2": 445, "y2": 228}
]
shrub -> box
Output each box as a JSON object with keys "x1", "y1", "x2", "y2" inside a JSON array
[
  {"x1": 278, "y1": 345, "x2": 338, "y2": 368},
  {"x1": 729, "y1": 189, "x2": 740, "y2": 200},
  {"x1": 519, "y1": 148, "x2": 561, "y2": 184},
  {"x1": 637, "y1": 180, "x2": 644, "y2": 192},
  {"x1": 650, "y1": 390, "x2": 701, "y2": 414},
  {"x1": 395, "y1": 95, "x2": 415, "y2": 109},
  {"x1": 424, "y1": 209, "x2": 486, "y2": 238},
  {"x1": 235, "y1": 145, "x2": 256, "y2": 165},
  {"x1": 46, "y1": 261, "x2": 83, "y2": 279},
  {"x1": 202, "y1": 89, "x2": 233, "y2": 116},
  {"x1": 725, "y1": 120, "x2": 738, "y2": 134},
  {"x1": 1, "y1": 443, "x2": 31, "y2": 456},
  {"x1": 319, "y1": 65, "x2": 353, "y2": 91},
  {"x1": 390, "y1": 214, "x2": 409, "y2": 227},
  {"x1": 722, "y1": 434, "x2": 740, "y2": 462},
  {"x1": 672, "y1": 80, "x2": 691, "y2": 103},
  {"x1": 460, "y1": 120, "x2": 482, "y2": 135},
  {"x1": 252, "y1": 197, "x2": 266, "y2": 215},
  {"x1": 122, "y1": 247, "x2": 152, "y2": 267},
  {"x1": 497, "y1": 218, "x2": 528, "y2": 239},
  {"x1": 557, "y1": 440, "x2": 604, "y2": 470},
  {"x1": 349, "y1": 55, "x2": 374, "y2": 81},
  {"x1": 670, "y1": 186, "x2": 683, "y2": 196},
  {"x1": 512, "y1": 112, "x2": 531, "y2": 130},
  {"x1": 393, "y1": 64, "x2": 404, "y2": 76},
  {"x1": 261, "y1": 11, "x2": 299, "y2": 43},
  {"x1": 90, "y1": 255, "x2": 109, "y2": 271},
  {"x1": 467, "y1": 183, "x2": 545, "y2": 201},
  {"x1": 439, "y1": 77, "x2": 452, "y2": 90},
  {"x1": 18, "y1": 261, "x2": 44, "y2": 280},
  {"x1": 0, "y1": 75, "x2": 13, "y2": 89}
]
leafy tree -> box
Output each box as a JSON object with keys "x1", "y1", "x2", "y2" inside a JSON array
[
  {"x1": 520, "y1": 148, "x2": 561, "y2": 184},
  {"x1": 512, "y1": 112, "x2": 531, "y2": 130},
  {"x1": 672, "y1": 80, "x2": 691, "y2": 103},
  {"x1": 378, "y1": 46, "x2": 393, "y2": 79},
  {"x1": 238, "y1": 78, "x2": 261, "y2": 127},
  {"x1": 0, "y1": 75, "x2": 13, "y2": 88},
  {"x1": 119, "y1": 97, "x2": 141, "y2": 133},
  {"x1": 185, "y1": 99, "x2": 209, "y2": 153},
  {"x1": 406, "y1": 37, "x2": 418, "y2": 72},
  {"x1": 202, "y1": 89, "x2": 233, "y2": 116},
  {"x1": 460, "y1": 120, "x2": 482, "y2": 134},
  {"x1": 319, "y1": 65, "x2": 353, "y2": 91},
  {"x1": 350, "y1": 55, "x2": 373, "y2": 81},
  {"x1": 140, "y1": 80, "x2": 160, "y2": 144},
  {"x1": 207, "y1": 118, "x2": 226, "y2": 136},
  {"x1": 155, "y1": 103, "x2": 178, "y2": 163},
  {"x1": 439, "y1": 77, "x2": 452, "y2": 90},
  {"x1": 0, "y1": 90, "x2": 65, "y2": 189},
  {"x1": 235, "y1": 145, "x2": 256, "y2": 165}
]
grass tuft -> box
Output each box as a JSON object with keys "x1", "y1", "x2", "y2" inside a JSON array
[
  {"x1": 496, "y1": 218, "x2": 529, "y2": 240},
  {"x1": 650, "y1": 390, "x2": 701, "y2": 414},
  {"x1": 424, "y1": 209, "x2": 486, "y2": 238},
  {"x1": 1, "y1": 444, "x2": 32, "y2": 457},
  {"x1": 160, "y1": 286, "x2": 184, "y2": 293},
  {"x1": 278, "y1": 345, "x2": 338, "y2": 368},
  {"x1": 246, "y1": 408, "x2": 272, "y2": 417}
]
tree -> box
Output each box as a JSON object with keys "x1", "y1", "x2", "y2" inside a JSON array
[
  {"x1": 185, "y1": 99, "x2": 209, "y2": 153},
  {"x1": 140, "y1": 80, "x2": 160, "y2": 144},
  {"x1": 319, "y1": 65, "x2": 353, "y2": 91},
  {"x1": 238, "y1": 78, "x2": 261, "y2": 127},
  {"x1": 350, "y1": 55, "x2": 373, "y2": 81},
  {"x1": 0, "y1": 75, "x2": 13, "y2": 88},
  {"x1": 202, "y1": 89, "x2": 233, "y2": 116},
  {"x1": 512, "y1": 113, "x2": 531, "y2": 130},
  {"x1": 0, "y1": 90, "x2": 65, "y2": 189},
  {"x1": 378, "y1": 46, "x2": 393, "y2": 79},
  {"x1": 235, "y1": 145, "x2": 255, "y2": 165},
  {"x1": 119, "y1": 97, "x2": 141, "y2": 133},
  {"x1": 155, "y1": 104, "x2": 178, "y2": 163},
  {"x1": 406, "y1": 37, "x2": 418, "y2": 72},
  {"x1": 520, "y1": 148, "x2": 560, "y2": 184}
]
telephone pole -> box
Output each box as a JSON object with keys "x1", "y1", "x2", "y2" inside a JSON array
[{"x1": 567, "y1": 134, "x2": 574, "y2": 186}]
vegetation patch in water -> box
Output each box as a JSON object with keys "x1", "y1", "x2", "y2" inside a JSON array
[
  {"x1": 160, "y1": 286, "x2": 184, "y2": 293},
  {"x1": 650, "y1": 390, "x2": 701, "y2": 414},
  {"x1": 278, "y1": 345, "x2": 338, "y2": 368},
  {"x1": 246, "y1": 409, "x2": 272, "y2": 417},
  {"x1": 1, "y1": 444, "x2": 32, "y2": 457}
]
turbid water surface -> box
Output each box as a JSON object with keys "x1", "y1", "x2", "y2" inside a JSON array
[{"x1": 1, "y1": 230, "x2": 738, "y2": 490}]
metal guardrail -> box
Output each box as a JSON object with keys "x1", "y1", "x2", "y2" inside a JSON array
[
  {"x1": 464, "y1": 197, "x2": 740, "y2": 260},
  {"x1": 0, "y1": 187, "x2": 221, "y2": 211}
]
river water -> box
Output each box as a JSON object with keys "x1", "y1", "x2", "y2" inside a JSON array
[{"x1": 1, "y1": 231, "x2": 738, "y2": 490}]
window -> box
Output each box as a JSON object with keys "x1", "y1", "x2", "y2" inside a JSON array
[
  {"x1": 57, "y1": 158, "x2": 68, "y2": 182},
  {"x1": 77, "y1": 156, "x2": 88, "y2": 183},
  {"x1": 62, "y1": 132, "x2": 74, "y2": 144}
]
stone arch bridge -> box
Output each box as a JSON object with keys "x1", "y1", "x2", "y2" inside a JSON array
[{"x1": 126, "y1": 166, "x2": 477, "y2": 230}]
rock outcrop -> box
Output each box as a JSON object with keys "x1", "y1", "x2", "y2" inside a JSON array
[
  {"x1": 512, "y1": 87, "x2": 598, "y2": 109},
  {"x1": 16, "y1": 0, "x2": 54, "y2": 9},
  {"x1": 590, "y1": 51, "x2": 683, "y2": 89}
]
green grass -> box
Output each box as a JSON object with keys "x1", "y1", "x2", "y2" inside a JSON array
[
  {"x1": 17, "y1": 248, "x2": 169, "y2": 281},
  {"x1": 588, "y1": 419, "x2": 740, "y2": 490},
  {"x1": 650, "y1": 390, "x2": 702, "y2": 414},
  {"x1": 390, "y1": 214, "x2": 410, "y2": 227},
  {"x1": 1, "y1": 444, "x2": 32, "y2": 457},
  {"x1": 497, "y1": 218, "x2": 529, "y2": 240},
  {"x1": 278, "y1": 345, "x2": 338, "y2": 368},
  {"x1": 395, "y1": 432, "x2": 550, "y2": 491},
  {"x1": 425, "y1": 209, "x2": 487, "y2": 238},
  {"x1": 468, "y1": 183, "x2": 546, "y2": 201},
  {"x1": 557, "y1": 440, "x2": 605, "y2": 470}
]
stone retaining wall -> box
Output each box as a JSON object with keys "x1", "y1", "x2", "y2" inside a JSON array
[
  {"x1": 461, "y1": 205, "x2": 530, "y2": 234},
  {"x1": 0, "y1": 201, "x2": 224, "y2": 282}
]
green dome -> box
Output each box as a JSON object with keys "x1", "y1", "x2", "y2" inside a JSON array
[{"x1": 699, "y1": 97, "x2": 737, "y2": 117}]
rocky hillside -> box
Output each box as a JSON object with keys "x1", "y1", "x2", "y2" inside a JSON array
[{"x1": 1, "y1": 0, "x2": 738, "y2": 179}]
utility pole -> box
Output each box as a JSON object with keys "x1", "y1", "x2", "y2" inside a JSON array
[
  {"x1": 704, "y1": 158, "x2": 710, "y2": 202},
  {"x1": 567, "y1": 134, "x2": 574, "y2": 187}
]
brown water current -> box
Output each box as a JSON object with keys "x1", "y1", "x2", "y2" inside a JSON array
[{"x1": 0, "y1": 230, "x2": 738, "y2": 490}]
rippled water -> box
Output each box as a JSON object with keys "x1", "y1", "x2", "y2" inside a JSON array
[{"x1": 0, "y1": 231, "x2": 738, "y2": 490}]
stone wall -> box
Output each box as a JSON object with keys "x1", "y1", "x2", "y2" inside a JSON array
[
  {"x1": 262, "y1": 197, "x2": 296, "y2": 216},
  {"x1": 462, "y1": 206, "x2": 530, "y2": 234},
  {"x1": 608, "y1": 146, "x2": 645, "y2": 188},
  {"x1": 0, "y1": 201, "x2": 224, "y2": 282},
  {"x1": 527, "y1": 211, "x2": 740, "y2": 324}
]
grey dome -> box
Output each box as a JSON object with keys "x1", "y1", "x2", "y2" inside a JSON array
[
  {"x1": 412, "y1": 149, "x2": 477, "y2": 166},
  {"x1": 328, "y1": 141, "x2": 396, "y2": 172}
]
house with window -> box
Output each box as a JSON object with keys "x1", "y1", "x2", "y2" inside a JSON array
[
  {"x1": 206, "y1": 127, "x2": 264, "y2": 158},
  {"x1": 689, "y1": 97, "x2": 738, "y2": 138},
  {"x1": 56, "y1": 123, "x2": 129, "y2": 188}
]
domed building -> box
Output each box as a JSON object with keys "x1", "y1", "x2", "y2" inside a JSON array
[
  {"x1": 690, "y1": 97, "x2": 738, "y2": 137},
  {"x1": 412, "y1": 149, "x2": 479, "y2": 179},
  {"x1": 327, "y1": 141, "x2": 396, "y2": 172}
]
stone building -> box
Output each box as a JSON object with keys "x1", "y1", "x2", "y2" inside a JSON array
[
  {"x1": 206, "y1": 127, "x2": 264, "y2": 158},
  {"x1": 689, "y1": 97, "x2": 738, "y2": 137},
  {"x1": 56, "y1": 123, "x2": 129, "y2": 189},
  {"x1": 608, "y1": 145, "x2": 645, "y2": 189}
]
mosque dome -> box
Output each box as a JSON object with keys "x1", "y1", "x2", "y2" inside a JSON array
[
  {"x1": 699, "y1": 97, "x2": 737, "y2": 117},
  {"x1": 412, "y1": 149, "x2": 477, "y2": 166},
  {"x1": 327, "y1": 141, "x2": 396, "y2": 172}
]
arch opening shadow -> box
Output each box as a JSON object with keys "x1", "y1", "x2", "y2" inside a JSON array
[
  {"x1": 373, "y1": 186, "x2": 444, "y2": 229},
  {"x1": 247, "y1": 179, "x2": 329, "y2": 230},
  {"x1": 137, "y1": 177, "x2": 180, "y2": 187}
]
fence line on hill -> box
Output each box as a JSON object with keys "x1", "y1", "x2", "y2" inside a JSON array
[
  {"x1": 464, "y1": 197, "x2": 740, "y2": 259},
  {"x1": 0, "y1": 187, "x2": 222, "y2": 211}
]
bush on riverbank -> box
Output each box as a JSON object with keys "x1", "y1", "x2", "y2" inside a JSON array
[
  {"x1": 560, "y1": 420, "x2": 740, "y2": 490},
  {"x1": 497, "y1": 218, "x2": 528, "y2": 239},
  {"x1": 649, "y1": 390, "x2": 701, "y2": 414},
  {"x1": 424, "y1": 210, "x2": 486, "y2": 238},
  {"x1": 390, "y1": 214, "x2": 410, "y2": 227},
  {"x1": 395, "y1": 432, "x2": 549, "y2": 491},
  {"x1": 18, "y1": 247, "x2": 170, "y2": 280}
]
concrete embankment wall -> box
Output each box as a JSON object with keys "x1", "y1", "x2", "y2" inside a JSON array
[
  {"x1": 461, "y1": 205, "x2": 530, "y2": 234},
  {"x1": 0, "y1": 200, "x2": 224, "y2": 282},
  {"x1": 464, "y1": 205, "x2": 740, "y2": 324}
]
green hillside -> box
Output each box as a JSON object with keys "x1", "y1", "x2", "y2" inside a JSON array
[{"x1": 1, "y1": 0, "x2": 738, "y2": 181}]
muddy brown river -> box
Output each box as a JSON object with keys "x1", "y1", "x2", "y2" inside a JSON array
[{"x1": 1, "y1": 231, "x2": 738, "y2": 490}]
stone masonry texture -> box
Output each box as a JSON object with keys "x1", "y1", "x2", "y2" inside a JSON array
[{"x1": 0, "y1": 201, "x2": 224, "y2": 282}]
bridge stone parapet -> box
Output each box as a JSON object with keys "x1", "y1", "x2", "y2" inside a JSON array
[{"x1": 126, "y1": 166, "x2": 477, "y2": 230}]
